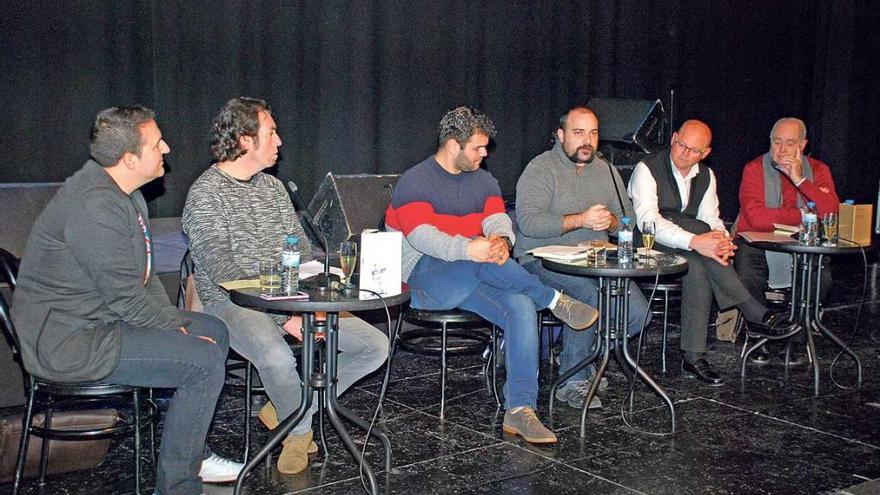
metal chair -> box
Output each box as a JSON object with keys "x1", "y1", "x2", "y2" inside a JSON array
[
  {"x1": 395, "y1": 306, "x2": 499, "y2": 419},
  {"x1": 0, "y1": 249, "x2": 157, "y2": 495},
  {"x1": 638, "y1": 277, "x2": 682, "y2": 372},
  {"x1": 177, "y1": 250, "x2": 270, "y2": 462},
  {"x1": 537, "y1": 309, "x2": 563, "y2": 378}
]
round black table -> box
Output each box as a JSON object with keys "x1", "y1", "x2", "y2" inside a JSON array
[
  {"x1": 741, "y1": 238, "x2": 864, "y2": 395},
  {"x1": 229, "y1": 285, "x2": 410, "y2": 495},
  {"x1": 542, "y1": 252, "x2": 688, "y2": 437}
]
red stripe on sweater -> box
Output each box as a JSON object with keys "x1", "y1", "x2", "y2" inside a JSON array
[{"x1": 386, "y1": 196, "x2": 506, "y2": 237}]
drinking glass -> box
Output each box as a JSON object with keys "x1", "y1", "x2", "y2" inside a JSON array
[
  {"x1": 641, "y1": 221, "x2": 656, "y2": 263},
  {"x1": 587, "y1": 239, "x2": 606, "y2": 266},
  {"x1": 339, "y1": 240, "x2": 358, "y2": 286},
  {"x1": 822, "y1": 212, "x2": 838, "y2": 246},
  {"x1": 259, "y1": 259, "x2": 281, "y2": 295}
]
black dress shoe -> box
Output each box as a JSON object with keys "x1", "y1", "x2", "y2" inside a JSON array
[
  {"x1": 681, "y1": 358, "x2": 724, "y2": 386},
  {"x1": 748, "y1": 311, "x2": 801, "y2": 339},
  {"x1": 748, "y1": 345, "x2": 771, "y2": 364}
]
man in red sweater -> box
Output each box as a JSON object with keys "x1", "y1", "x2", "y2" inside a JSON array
[{"x1": 734, "y1": 117, "x2": 839, "y2": 362}]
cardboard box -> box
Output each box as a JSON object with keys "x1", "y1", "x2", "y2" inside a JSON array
[{"x1": 838, "y1": 203, "x2": 873, "y2": 246}]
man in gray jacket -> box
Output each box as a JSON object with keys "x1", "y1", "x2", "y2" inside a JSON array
[
  {"x1": 12, "y1": 106, "x2": 240, "y2": 495},
  {"x1": 515, "y1": 106, "x2": 649, "y2": 410}
]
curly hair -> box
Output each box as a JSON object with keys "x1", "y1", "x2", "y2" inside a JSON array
[
  {"x1": 89, "y1": 105, "x2": 156, "y2": 167},
  {"x1": 437, "y1": 106, "x2": 496, "y2": 148},
  {"x1": 210, "y1": 97, "x2": 271, "y2": 162}
]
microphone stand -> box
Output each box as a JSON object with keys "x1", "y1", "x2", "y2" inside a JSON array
[
  {"x1": 299, "y1": 208, "x2": 340, "y2": 292},
  {"x1": 288, "y1": 181, "x2": 340, "y2": 292}
]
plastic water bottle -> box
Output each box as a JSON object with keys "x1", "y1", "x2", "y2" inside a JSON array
[
  {"x1": 800, "y1": 201, "x2": 818, "y2": 246},
  {"x1": 618, "y1": 217, "x2": 634, "y2": 264},
  {"x1": 281, "y1": 235, "x2": 301, "y2": 294}
]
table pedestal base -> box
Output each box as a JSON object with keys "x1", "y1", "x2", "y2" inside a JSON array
[
  {"x1": 234, "y1": 313, "x2": 391, "y2": 495},
  {"x1": 549, "y1": 276, "x2": 675, "y2": 438}
]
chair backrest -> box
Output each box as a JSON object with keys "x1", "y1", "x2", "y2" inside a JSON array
[
  {"x1": 0, "y1": 289, "x2": 22, "y2": 365},
  {"x1": 0, "y1": 247, "x2": 19, "y2": 289},
  {"x1": 177, "y1": 250, "x2": 203, "y2": 312}
]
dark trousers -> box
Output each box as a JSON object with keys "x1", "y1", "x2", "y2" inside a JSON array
[
  {"x1": 733, "y1": 238, "x2": 832, "y2": 305},
  {"x1": 103, "y1": 311, "x2": 229, "y2": 495},
  {"x1": 675, "y1": 249, "x2": 752, "y2": 357},
  {"x1": 734, "y1": 238, "x2": 831, "y2": 344}
]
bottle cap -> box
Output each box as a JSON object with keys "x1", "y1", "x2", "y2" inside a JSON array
[
  {"x1": 807, "y1": 201, "x2": 816, "y2": 208},
  {"x1": 844, "y1": 199, "x2": 855, "y2": 205},
  {"x1": 621, "y1": 216, "x2": 631, "y2": 225},
  {"x1": 287, "y1": 235, "x2": 299, "y2": 244}
]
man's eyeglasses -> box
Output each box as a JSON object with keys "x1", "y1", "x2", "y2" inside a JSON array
[{"x1": 673, "y1": 139, "x2": 706, "y2": 156}]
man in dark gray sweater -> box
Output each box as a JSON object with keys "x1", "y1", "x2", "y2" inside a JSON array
[
  {"x1": 515, "y1": 106, "x2": 649, "y2": 410},
  {"x1": 12, "y1": 106, "x2": 239, "y2": 494}
]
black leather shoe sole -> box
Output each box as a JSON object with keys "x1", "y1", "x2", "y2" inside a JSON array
[
  {"x1": 681, "y1": 360, "x2": 724, "y2": 386},
  {"x1": 748, "y1": 347, "x2": 771, "y2": 364}
]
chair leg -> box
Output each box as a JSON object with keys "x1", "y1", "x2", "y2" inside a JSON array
[
  {"x1": 491, "y1": 325, "x2": 500, "y2": 407},
  {"x1": 440, "y1": 322, "x2": 448, "y2": 420},
  {"x1": 38, "y1": 403, "x2": 53, "y2": 489},
  {"x1": 133, "y1": 389, "x2": 142, "y2": 495},
  {"x1": 148, "y1": 388, "x2": 156, "y2": 467},
  {"x1": 244, "y1": 362, "x2": 252, "y2": 463},
  {"x1": 13, "y1": 386, "x2": 37, "y2": 495},
  {"x1": 661, "y1": 290, "x2": 669, "y2": 373}
]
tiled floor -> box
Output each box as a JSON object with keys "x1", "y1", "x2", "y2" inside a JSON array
[{"x1": 3, "y1": 258, "x2": 880, "y2": 495}]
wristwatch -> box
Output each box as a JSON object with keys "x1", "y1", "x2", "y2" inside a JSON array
[{"x1": 500, "y1": 236, "x2": 513, "y2": 252}]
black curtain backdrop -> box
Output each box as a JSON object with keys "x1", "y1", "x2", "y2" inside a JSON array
[{"x1": 2, "y1": 1, "x2": 877, "y2": 220}]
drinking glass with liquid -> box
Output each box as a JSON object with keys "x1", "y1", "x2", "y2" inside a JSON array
[
  {"x1": 641, "y1": 221, "x2": 656, "y2": 262},
  {"x1": 822, "y1": 212, "x2": 838, "y2": 246},
  {"x1": 339, "y1": 240, "x2": 358, "y2": 287}
]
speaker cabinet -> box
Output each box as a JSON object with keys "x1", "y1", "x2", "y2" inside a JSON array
[
  {"x1": 307, "y1": 173, "x2": 401, "y2": 249},
  {"x1": 587, "y1": 97, "x2": 665, "y2": 153}
]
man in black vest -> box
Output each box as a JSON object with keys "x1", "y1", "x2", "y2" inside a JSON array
[{"x1": 628, "y1": 120, "x2": 799, "y2": 385}]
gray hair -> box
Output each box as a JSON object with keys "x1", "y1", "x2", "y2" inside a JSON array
[{"x1": 770, "y1": 117, "x2": 807, "y2": 141}]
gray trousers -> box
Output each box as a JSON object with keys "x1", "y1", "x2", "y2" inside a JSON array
[
  {"x1": 204, "y1": 299, "x2": 388, "y2": 436},
  {"x1": 676, "y1": 249, "x2": 752, "y2": 356}
]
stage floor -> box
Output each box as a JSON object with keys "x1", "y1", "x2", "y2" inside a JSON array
[{"x1": 3, "y1": 256, "x2": 879, "y2": 495}]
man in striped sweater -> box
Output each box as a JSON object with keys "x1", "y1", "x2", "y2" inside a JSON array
[
  {"x1": 182, "y1": 97, "x2": 387, "y2": 475},
  {"x1": 386, "y1": 106, "x2": 599, "y2": 444}
]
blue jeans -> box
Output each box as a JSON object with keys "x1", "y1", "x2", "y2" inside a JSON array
[
  {"x1": 103, "y1": 311, "x2": 228, "y2": 495},
  {"x1": 204, "y1": 299, "x2": 388, "y2": 436},
  {"x1": 522, "y1": 260, "x2": 649, "y2": 385},
  {"x1": 408, "y1": 256, "x2": 556, "y2": 409}
]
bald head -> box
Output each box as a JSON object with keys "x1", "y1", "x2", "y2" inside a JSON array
[{"x1": 670, "y1": 119, "x2": 712, "y2": 171}]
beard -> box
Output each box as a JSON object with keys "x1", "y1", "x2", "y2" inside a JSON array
[{"x1": 566, "y1": 144, "x2": 595, "y2": 164}]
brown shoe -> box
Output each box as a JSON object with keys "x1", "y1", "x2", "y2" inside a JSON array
[
  {"x1": 502, "y1": 407, "x2": 557, "y2": 444},
  {"x1": 550, "y1": 293, "x2": 599, "y2": 330},
  {"x1": 259, "y1": 401, "x2": 318, "y2": 454},
  {"x1": 278, "y1": 431, "x2": 313, "y2": 474}
]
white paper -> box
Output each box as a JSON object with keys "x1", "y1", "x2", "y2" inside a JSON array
[
  {"x1": 528, "y1": 245, "x2": 592, "y2": 261},
  {"x1": 359, "y1": 230, "x2": 402, "y2": 296},
  {"x1": 299, "y1": 259, "x2": 343, "y2": 280}
]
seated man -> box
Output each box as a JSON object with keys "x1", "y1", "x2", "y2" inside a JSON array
[
  {"x1": 386, "y1": 106, "x2": 599, "y2": 444},
  {"x1": 11, "y1": 106, "x2": 239, "y2": 495},
  {"x1": 734, "y1": 117, "x2": 839, "y2": 362},
  {"x1": 628, "y1": 119, "x2": 799, "y2": 386},
  {"x1": 515, "y1": 105, "x2": 650, "y2": 410},
  {"x1": 182, "y1": 97, "x2": 388, "y2": 475}
]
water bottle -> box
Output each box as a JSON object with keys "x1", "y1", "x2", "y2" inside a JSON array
[
  {"x1": 618, "y1": 217, "x2": 634, "y2": 264},
  {"x1": 800, "y1": 201, "x2": 818, "y2": 246},
  {"x1": 280, "y1": 235, "x2": 301, "y2": 294}
]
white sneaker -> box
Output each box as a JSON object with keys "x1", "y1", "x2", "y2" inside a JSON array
[{"x1": 199, "y1": 454, "x2": 244, "y2": 483}]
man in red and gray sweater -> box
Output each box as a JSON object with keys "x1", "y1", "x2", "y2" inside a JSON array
[{"x1": 734, "y1": 117, "x2": 839, "y2": 362}]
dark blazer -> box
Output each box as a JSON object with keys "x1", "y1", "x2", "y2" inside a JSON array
[{"x1": 11, "y1": 160, "x2": 188, "y2": 382}]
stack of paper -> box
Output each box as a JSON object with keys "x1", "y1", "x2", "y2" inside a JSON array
[{"x1": 528, "y1": 245, "x2": 592, "y2": 261}]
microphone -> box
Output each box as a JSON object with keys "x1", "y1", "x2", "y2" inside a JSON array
[
  {"x1": 288, "y1": 181, "x2": 340, "y2": 291},
  {"x1": 596, "y1": 150, "x2": 627, "y2": 219}
]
